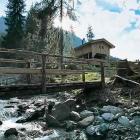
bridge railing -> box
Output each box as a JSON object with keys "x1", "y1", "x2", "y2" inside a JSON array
[{"x1": 0, "y1": 48, "x2": 107, "y2": 93}]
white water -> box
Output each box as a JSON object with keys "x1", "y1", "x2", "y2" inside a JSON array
[
  {"x1": 0, "y1": 97, "x2": 60, "y2": 139},
  {"x1": 0, "y1": 94, "x2": 87, "y2": 140}
]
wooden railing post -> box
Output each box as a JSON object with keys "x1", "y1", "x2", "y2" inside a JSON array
[
  {"x1": 82, "y1": 65, "x2": 85, "y2": 82},
  {"x1": 101, "y1": 62, "x2": 105, "y2": 86},
  {"x1": 26, "y1": 60, "x2": 31, "y2": 84},
  {"x1": 41, "y1": 54, "x2": 46, "y2": 94}
]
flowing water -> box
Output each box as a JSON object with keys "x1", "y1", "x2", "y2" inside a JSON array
[{"x1": 0, "y1": 94, "x2": 87, "y2": 140}]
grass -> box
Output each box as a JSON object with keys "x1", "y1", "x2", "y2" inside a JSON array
[{"x1": 53, "y1": 72, "x2": 101, "y2": 83}]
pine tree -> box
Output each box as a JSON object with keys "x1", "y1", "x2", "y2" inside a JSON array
[
  {"x1": 87, "y1": 25, "x2": 95, "y2": 42},
  {"x1": 25, "y1": 5, "x2": 38, "y2": 35},
  {"x1": 2, "y1": 0, "x2": 25, "y2": 49}
]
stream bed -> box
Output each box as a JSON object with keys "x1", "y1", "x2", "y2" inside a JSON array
[{"x1": 0, "y1": 90, "x2": 140, "y2": 140}]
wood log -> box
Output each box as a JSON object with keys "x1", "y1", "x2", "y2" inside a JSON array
[
  {"x1": 113, "y1": 59, "x2": 138, "y2": 85},
  {"x1": 117, "y1": 59, "x2": 135, "y2": 77},
  {"x1": 114, "y1": 75, "x2": 140, "y2": 87}
]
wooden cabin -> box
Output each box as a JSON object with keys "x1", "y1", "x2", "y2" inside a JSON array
[{"x1": 74, "y1": 38, "x2": 115, "y2": 62}]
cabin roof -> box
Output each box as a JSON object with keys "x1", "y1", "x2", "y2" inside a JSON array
[{"x1": 74, "y1": 38, "x2": 115, "y2": 50}]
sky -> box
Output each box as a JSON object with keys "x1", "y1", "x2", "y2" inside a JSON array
[{"x1": 0, "y1": 0, "x2": 140, "y2": 60}]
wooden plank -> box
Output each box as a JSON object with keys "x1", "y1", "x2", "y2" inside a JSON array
[
  {"x1": 0, "y1": 48, "x2": 42, "y2": 56},
  {"x1": 115, "y1": 75, "x2": 140, "y2": 86},
  {"x1": 0, "y1": 48, "x2": 108, "y2": 65},
  {"x1": 0, "y1": 67, "x2": 41, "y2": 74},
  {"x1": 0, "y1": 58, "x2": 26, "y2": 64},
  {"x1": 0, "y1": 82, "x2": 102, "y2": 97},
  {"x1": 46, "y1": 69, "x2": 93, "y2": 75},
  {"x1": 0, "y1": 67, "x2": 95, "y2": 75}
]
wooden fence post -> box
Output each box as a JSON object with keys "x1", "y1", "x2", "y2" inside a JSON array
[
  {"x1": 101, "y1": 62, "x2": 105, "y2": 86},
  {"x1": 41, "y1": 54, "x2": 46, "y2": 94},
  {"x1": 26, "y1": 60, "x2": 31, "y2": 84}
]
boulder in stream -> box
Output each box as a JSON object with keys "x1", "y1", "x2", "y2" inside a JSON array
[
  {"x1": 46, "y1": 114, "x2": 61, "y2": 127},
  {"x1": 78, "y1": 116, "x2": 94, "y2": 128},
  {"x1": 0, "y1": 120, "x2": 2, "y2": 125},
  {"x1": 80, "y1": 110, "x2": 93, "y2": 119},
  {"x1": 101, "y1": 113, "x2": 114, "y2": 121},
  {"x1": 16, "y1": 107, "x2": 45, "y2": 123},
  {"x1": 118, "y1": 116, "x2": 130, "y2": 127},
  {"x1": 70, "y1": 111, "x2": 81, "y2": 121},
  {"x1": 52, "y1": 99, "x2": 76, "y2": 121},
  {"x1": 86, "y1": 123, "x2": 109, "y2": 138},
  {"x1": 65, "y1": 121, "x2": 77, "y2": 131},
  {"x1": 101, "y1": 105, "x2": 122, "y2": 115},
  {"x1": 4, "y1": 128, "x2": 18, "y2": 138}
]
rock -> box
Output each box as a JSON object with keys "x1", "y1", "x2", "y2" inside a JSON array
[
  {"x1": 101, "y1": 105, "x2": 122, "y2": 115},
  {"x1": 109, "y1": 122, "x2": 119, "y2": 130},
  {"x1": 114, "y1": 113, "x2": 124, "y2": 120},
  {"x1": 48, "y1": 101, "x2": 55, "y2": 114},
  {"x1": 52, "y1": 99, "x2": 76, "y2": 121},
  {"x1": 70, "y1": 111, "x2": 81, "y2": 121},
  {"x1": 101, "y1": 113, "x2": 114, "y2": 121},
  {"x1": 16, "y1": 107, "x2": 45, "y2": 123},
  {"x1": 80, "y1": 110, "x2": 93, "y2": 119},
  {"x1": 133, "y1": 116, "x2": 140, "y2": 125},
  {"x1": 20, "y1": 128, "x2": 26, "y2": 131},
  {"x1": 4, "y1": 128, "x2": 18, "y2": 137},
  {"x1": 98, "y1": 123, "x2": 109, "y2": 134},
  {"x1": 17, "y1": 104, "x2": 30, "y2": 114},
  {"x1": 74, "y1": 130, "x2": 87, "y2": 140},
  {"x1": 27, "y1": 130, "x2": 42, "y2": 138},
  {"x1": 0, "y1": 121, "x2": 2, "y2": 125},
  {"x1": 118, "y1": 116, "x2": 130, "y2": 127},
  {"x1": 130, "y1": 112, "x2": 140, "y2": 117},
  {"x1": 89, "y1": 107, "x2": 100, "y2": 116},
  {"x1": 128, "y1": 107, "x2": 140, "y2": 114},
  {"x1": 46, "y1": 114, "x2": 61, "y2": 127},
  {"x1": 95, "y1": 116, "x2": 105, "y2": 124},
  {"x1": 4, "y1": 105, "x2": 14, "y2": 108},
  {"x1": 78, "y1": 116, "x2": 94, "y2": 128},
  {"x1": 66, "y1": 121, "x2": 77, "y2": 131},
  {"x1": 34, "y1": 102, "x2": 44, "y2": 107},
  {"x1": 86, "y1": 123, "x2": 109, "y2": 136},
  {"x1": 18, "y1": 104, "x2": 29, "y2": 111},
  {"x1": 9, "y1": 101, "x2": 19, "y2": 104}
]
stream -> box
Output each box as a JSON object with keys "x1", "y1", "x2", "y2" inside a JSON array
[
  {"x1": 0, "y1": 93, "x2": 87, "y2": 140},
  {"x1": 0, "y1": 89, "x2": 140, "y2": 140}
]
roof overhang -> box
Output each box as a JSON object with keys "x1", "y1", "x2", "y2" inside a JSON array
[{"x1": 74, "y1": 38, "x2": 115, "y2": 50}]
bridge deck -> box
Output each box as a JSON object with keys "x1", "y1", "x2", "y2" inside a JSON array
[
  {"x1": 0, "y1": 82, "x2": 102, "y2": 97},
  {"x1": 0, "y1": 81, "x2": 102, "y2": 92},
  {"x1": 0, "y1": 48, "x2": 106, "y2": 98}
]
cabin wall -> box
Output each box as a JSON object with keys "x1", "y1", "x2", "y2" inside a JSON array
[
  {"x1": 74, "y1": 42, "x2": 111, "y2": 61},
  {"x1": 75, "y1": 45, "x2": 92, "y2": 58},
  {"x1": 92, "y1": 42, "x2": 110, "y2": 58}
]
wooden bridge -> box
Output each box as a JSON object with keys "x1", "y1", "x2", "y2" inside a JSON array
[{"x1": 0, "y1": 48, "x2": 109, "y2": 96}]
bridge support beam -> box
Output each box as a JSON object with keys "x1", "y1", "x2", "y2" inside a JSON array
[
  {"x1": 41, "y1": 54, "x2": 46, "y2": 94},
  {"x1": 82, "y1": 65, "x2": 85, "y2": 82},
  {"x1": 26, "y1": 60, "x2": 31, "y2": 84},
  {"x1": 101, "y1": 62, "x2": 105, "y2": 87}
]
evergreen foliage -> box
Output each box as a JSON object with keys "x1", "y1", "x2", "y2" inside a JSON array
[
  {"x1": 2, "y1": 0, "x2": 25, "y2": 49},
  {"x1": 25, "y1": 5, "x2": 38, "y2": 35},
  {"x1": 86, "y1": 25, "x2": 95, "y2": 42}
]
